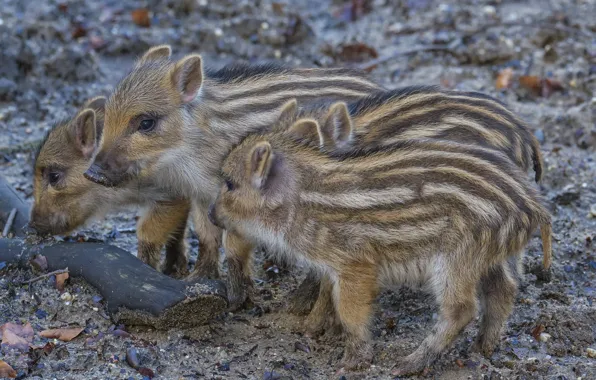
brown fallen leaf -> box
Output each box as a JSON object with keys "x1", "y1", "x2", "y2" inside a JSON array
[
  {"x1": 496, "y1": 67, "x2": 514, "y2": 90},
  {"x1": 541, "y1": 78, "x2": 564, "y2": 97},
  {"x1": 519, "y1": 76, "x2": 564, "y2": 97},
  {"x1": 71, "y1": 24, "x2": 87, "y2": 39},
  {"x1": 55, "y1": 272, "x2": 69, "y2": 292},
  {"x1": 455, "y1": 359, "x2": 465, "y2": 368},
  {"x1": 0, "y1": 360, "x2": 17, "y2": 378},
  {"x1": 131, "y1": 8, "x2": 151, "y2": 28},
  {"x1": 519, "y1": 75, "x2": 541, "y2": 95},
  {"x1": 271, "y1": 2, "x2": 285, "y2": 15},
  {"x1": 337, "y1": 43, "x2": 378, "y2": 63},
  {"x1": 138, "y1": 367, "x2": 155, "y2": 378},
  {"x1": 40, "y1": 327, "x2": 84, "y2": 342},
  {"x1": 531, "y1": 324, "x2": 545, "y2": 341},
  {"x1": 0, "y1": 322, "x2": 34, "y2": 352}
]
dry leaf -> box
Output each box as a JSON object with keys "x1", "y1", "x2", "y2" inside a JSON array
[
  {"x1": 519, "y1": 75, "x2": 542, "y2": 95},
  {"x1": 55, "y1": 272, "x2": 69, "y2": 292},
  {"x1": 0, "y1": 360, "x2": 17, "y2": 378},
  {"x1": 455, "y1": 359, "x2": 465, "y2": 368},
  {"x1": 138, "y1": 367, "x2": 155, "y2": 378},
  {"x1": 531, "y1": 324, "x2": 545, "y2": 341},
  {"x1": 131, "y1": 9, "x2": 151, "y2": 28},
  {"x1": 40, "y1": 327, "x2": 84, "y2": 342},
  {"x1": 0, "y1": 322, "x2": 34, "y2": 351},
  {"x1": 496, "y1": 68, "x2": 514, "y2": 90},
  {"x1": 337, "y1": 43, "x2": 378, "y2": 62},
  {"x1": 541, "y1": 78, "x2": 564, "y2": 97},
  {"x1": 519, "y1": 76, "x2": 564, "y2": 97},
  {"x1": 71, "y1": 24, "x2": 87, "y2": 39},
  {"x1": 271, "y1": 2, "x2": 285, "y2": 15}
]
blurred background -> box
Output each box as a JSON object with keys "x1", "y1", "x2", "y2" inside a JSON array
[{"x1": 0, "y1": 1, "x2": 595, "y2": 377}]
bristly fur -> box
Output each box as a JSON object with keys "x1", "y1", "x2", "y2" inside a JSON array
[
  {"x1": 206, "y1": 62, "x2": 289, "y2": 84},
  {"x1": 89, "y1": 46, "x2": 385, "y2": 287},
  {"x1": 213, "y1": 113, "x2": 551, "y2": 373},
  {"x1": 33, "y1": 118, "x2": 70, "y2": 168},
  {"x1": 342, "y1": 86, "x2": 543, "y2": 182}
]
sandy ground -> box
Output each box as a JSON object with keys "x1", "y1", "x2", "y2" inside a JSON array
[{"x1": 1, "y1": 0, "x2": 595, "y2": 378}]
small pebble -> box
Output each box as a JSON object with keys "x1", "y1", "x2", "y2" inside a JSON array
[
  {"x1": 539, "y1": 333, "x2": 552, "y2": 342},
  {"x1": 587, "y1": 348, "x2": 596, "y2": 358},
  {"x1": 483, "y1": 5, "x2": 496, "y2": 16},
  {"x1": 589, "y1": 204, "x2": 596, "y2": 218},
  {"x1": 126, "y1": 347, "x2": 139, "y2": 368},
  {"x1": 60, "y1": 292, "x2": 73, "y2": 301}
]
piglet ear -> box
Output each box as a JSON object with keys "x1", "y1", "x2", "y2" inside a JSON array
[
  {"x1": 82, "y1": 96, "x2": 106, "y2": 141},
  {"x1": 278, "y1": 99, "x2": 298, "y2": 122},
  {"x1": 320, "y1": 102, "x2": 353, "y2": 148},
  {"x1": 83, "y1": 96, "x2": 107, "y2": 113},
  {"x1": 249, "y1": 141, "x2": 274, "y2": 189},
  {"x1": 285, "y1": 119, "x2": 321, "y2": 145},
  {"x1": 138, "y1": 45, "x2": 172, "y2": 64},
  {"x1": 170, "y1": 54, "x2": 204, "y2": 104},
  {"x1": 70, "y1": 109, "x2": 97, "y2": 160}
]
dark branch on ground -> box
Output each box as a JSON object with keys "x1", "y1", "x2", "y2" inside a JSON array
[{"x1": 0, "y1": 174, "x2": 227, "y2": 329}]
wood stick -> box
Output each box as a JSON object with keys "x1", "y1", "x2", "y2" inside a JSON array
[
  {"x1": 23, "y1": 268, "x2": 69, "y2": 285},
  {"x1": 2, "y1": 208, "x2": 17, "y2": 237}
]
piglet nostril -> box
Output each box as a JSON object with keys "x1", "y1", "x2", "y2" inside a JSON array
[{"x1": 84, "y1": 164, "x2": 113, "y2": 187}]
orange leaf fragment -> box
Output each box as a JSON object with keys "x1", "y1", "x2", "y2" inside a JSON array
[
  {"x1": 0, "y1": 360, "x2": 17, "y2": 378},
  {"x1": 496, "y1": 67, "x2": 514, "y2": 90},
  {"x1": 40, "y1": 327, "x2": 84, "y2": 342},
  {"x1": 531, "y1": 324, "x2": 545, "y2": 341},
  {"x1": 519, "y1": 75, "x2": 542, "y2": 95},
  {"x1": 55, "y1": 272, "x2": 69, "y2": 292},
  {"x1": 131, "y1": 9, "x2": 151, "y2": 28},
  {"x1": 519, "y1": 76, "x2": 564, "y2": 98}
]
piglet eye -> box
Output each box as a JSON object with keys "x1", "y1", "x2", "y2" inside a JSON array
[
  {"x1": 48, "y1": 171, "x2": 61, "y2": 186},
  {"x1": 225, "y1": 179, "x2": 235, "y2": 191},
  {"x1": 139, "y1": 118, "x2": 156, "y2": 133}
]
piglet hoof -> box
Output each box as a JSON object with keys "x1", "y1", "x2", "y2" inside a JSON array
[
  {"x1": 391, "y1": 356, "x2": 429, "y2": 377},
  {"x1": 226, "y1": 288, "x2": 254, "y2": 312},
  {"x1": 187, "y1": 261, "x2": 220, "y2": 280},
  {"x1": 161, "y1": 262, "x2": 189, "y2": 279},
  {"x1": 303, "y1": 315, "x2": 326, "y2": 338},
  {"x1": 472, "y1": 339, "x2": 496, "y2": 358},
  {"x1": 338, "y1": 345, "x2": 373, "y2": 371}
]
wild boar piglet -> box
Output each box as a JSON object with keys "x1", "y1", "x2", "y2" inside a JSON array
[
  {"x1": 30, "y1": 96, "x2": 191, "y2": 277},
  {"x1": 210, "y1": 101, "x2": 552, "y2": 374}
]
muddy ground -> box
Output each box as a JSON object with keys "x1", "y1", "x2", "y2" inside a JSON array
[{"x1": 1, "y1": 0, "x2": 595, "y2": 378}]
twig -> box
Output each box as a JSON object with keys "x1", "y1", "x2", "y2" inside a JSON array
[
  {"x1": 23, "y1": 268, "x2": 69, "y2": 285},
  {"x1": 357, "y1": 44, "x2": 451, "y2": 71},
  {"x1": 2, "y1": 208, "x2": 17, "y2": 237}
]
